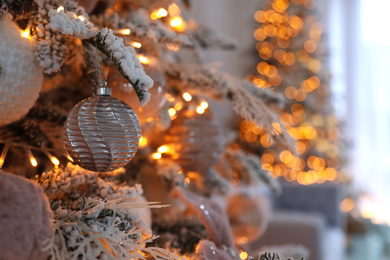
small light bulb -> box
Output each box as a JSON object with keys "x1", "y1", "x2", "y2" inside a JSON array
[
  {"x1": 78, "y1": 15, "x2": 86, "y2": 22},
  {"x1": 120, "y1": 29, "x2": 131, "y2": 35},
  {"x1": 182, "y1": 92, "x2": 192, "y2": 102},
  {"x1": 157, "y1": 146, "x2": 168, "y2": 153},
  {"x1": 131, "y1": 42, "x2": 142, "y2": 48},
  {"x1": 139, "y1": 137, "x2": 148, "y2": 147},
  {"x1": 152, "y1": 153, "x2": 162, "y2": 159},
  {"x1": 57, "y1": 6, "x2": 64, "y2": 13},
  {"x1": 138, "y1": 56, "x2": 148, "y2": 64},
  {"x1": 196, "y1": 106, "x2": 205, "y2": 114},
  {"x1": 240, "y1": 251, "x2": 248, "y2": 259},
  {"x1": 21, "y1": 29, "x2": 30, "y2": 39},
  {"x1": 157, "y1": 8, "x2": 168, "y2": 17},
  {"x1": 168, "y1": 108, "x2": 177, "y2": 116},
  {"x1": 27, "y1": 150, "x2": 38, "y2": 167},
  {"x1": 200, "y1": 101, "x2": 209, "y2": 109}
]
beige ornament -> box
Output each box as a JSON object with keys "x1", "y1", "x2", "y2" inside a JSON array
[
  {"x1": 226, "y1": 190, "x2": 271, "y2": 244},
  {"x1": 164, "y1": 109, "x2": 225, "y2": 172},
  {"x1": 0, "y1": 15, "x2": 43, "y2": 126}
]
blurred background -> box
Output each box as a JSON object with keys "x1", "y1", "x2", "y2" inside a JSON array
[{"x1": 191, "y1": 0, "x2": 390, "y2": 259}]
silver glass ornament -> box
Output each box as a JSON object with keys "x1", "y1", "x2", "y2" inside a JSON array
[{"x1": 63, "y1": 85, "x2": 141, "y2": 172}]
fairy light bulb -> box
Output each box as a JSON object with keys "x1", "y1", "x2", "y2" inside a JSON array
[
  {"x1": 57, "y1": 6, "x2": 64, "y2": 13},
  {"x1": 0, "y1": 143, "x2": 10, "y2": 168},
  {"x1": 27, "y1": 150, "x2": 38, "y2": 167},
  {"x1": 182, "y1": 92, "x2": 192, "y2": 101}
]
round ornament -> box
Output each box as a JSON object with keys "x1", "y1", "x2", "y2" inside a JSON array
[
  {"x1": 226, "y1": 190, "x2": 271, "y2": 244},
  {"x1": 0, "y1": 15, "x2": 43, "y2": 126},
  {"x1": 163, "y1": 109, "x2": 225, "y2": 172},
  {"x1": 108, "y1": 66, "x2": 166, "y2": 123},
  {"x1": 63, "y1": 86, "x2": 141, "y2": 172},
  {"x1": 0, "y1": 170, "x2": 54, "y2": 260}
]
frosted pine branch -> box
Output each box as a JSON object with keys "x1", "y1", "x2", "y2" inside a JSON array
[
  {"x1": 86, "y1": 28, "x2": 153, "y2": 104},
  {"x1": 189, "y1": 24, "x2": 237, "y2": 50},
  {"x1": 48, "y1": 9, "x2": 98, "y2": 39},
  {"x1": 47, "y1": 8, "x2": 153, "y2": 104}
]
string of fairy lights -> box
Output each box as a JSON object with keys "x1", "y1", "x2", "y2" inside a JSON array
[
  {"x1": 0, "y1": 2, "x2": 204, "y2": 173},
  {"x1": 243, "y1": 0, "x2": 341, "y2": 185}
]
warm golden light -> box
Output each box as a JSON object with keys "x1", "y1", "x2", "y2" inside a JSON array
[
  {"x1": 168, "y1": 3, "x2": 181, "y2": 16},
  {"x1": 157, "y1": 146, "x2": 168, "y2": 153},
  {"x1": 27, "y1": 150, "x2": 37, "y2": 167},
  {"x1": 66, "y1": 154, "x2": 74, "y2": 162},
  {"x1": 340, "y1": 197, "x2": 355, "y2": 213},
  {"x1": 174, "y1": 102, "x2": 183, "y2": 111},
  {"x1": 120, "y1": 29, "x2": 131, "y2": 35},
  {"x1": 170, "y1": 17, "x2": 185, "y2": 31},
  {"x1": 57, "y1": 6, "x2": 64, "y2": 13},
  {"x1": 196, "y1": 106, "x2": 205, "y2": 114},
  {"x1": 138, "y1": 55, "x2": 148, "y2": 64},
  {"x1": 78, "y1": 15, "x2": 86, "y2": 22},
  {"x1": 51, "y1": 156, "x2": 60, "y2": 166},
  {"x1": 168, "y1": 108, "x2": 177, "y2": 117},
  {"x1": 200, "y1": 101, "x2": 209, "y2": 109},
  {"x1": 131, "y1": 42, "x2": 142, "y2": 48},
  {"x1": 139, "y1": 136, "x2": 147, "y2": 147},
  {"x1": 152, "y1": 153, "x2": 162, "y2": 159},
  {"x1": 21, "y1": 29, "x2": 30, "y2": 39},
  {"x1": 240, "y1": 251, "x2": 248, "y2": 259},
  {"x1": 182, "y1": 92, "x2": 192, "y2": 102},
  {"x1": 167, "y1": 44, "x2": 180, "y2": 51}
]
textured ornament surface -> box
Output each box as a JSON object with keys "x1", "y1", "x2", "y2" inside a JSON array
[
  {"x1": 0, "y1": 15, "x2": 43, "y2": 126},
  {"x1": 164, "y1": 109, "x2": 225, "y2": 172},
  {"x1": 0, "y1": 170, "x2": 54, "y2": 260},
  {"x1": 63, "y1": 95, "x2": 141, "y2": 172}
]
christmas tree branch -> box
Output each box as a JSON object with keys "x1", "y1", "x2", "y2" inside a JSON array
[{"x1": 48, "y1": 9, "x2": 153, "y2": 104}]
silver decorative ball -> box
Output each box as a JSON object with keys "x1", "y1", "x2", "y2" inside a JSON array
[{"x1": 63, "y1": 94, "x2": 141, "y2": 172}]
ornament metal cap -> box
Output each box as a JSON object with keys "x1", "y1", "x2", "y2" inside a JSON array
[{"x1": 97, "y1": 82, "x2": 112, "y2": 96}]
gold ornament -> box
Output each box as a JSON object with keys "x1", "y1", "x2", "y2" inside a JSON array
[{"x1": 63, "y1": 85, "x2": 141, "y2": 172}]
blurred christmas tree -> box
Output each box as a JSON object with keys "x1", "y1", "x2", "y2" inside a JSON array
[
  {"x1": 243, "y1": 0, "x2": 342, "y2": 185},
  {"x1": 0, "y1": 0, "x2": 303, "y2": 259}
]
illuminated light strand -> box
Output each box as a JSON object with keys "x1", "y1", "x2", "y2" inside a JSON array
[
  {"x1": 43, "y1": 150, "x2": 60, "y2": 166},
  {"x1": 0, "y1": 143, "x2": 10, "y2": 169},
  {"x1": 27, "y1": 150, "x2": 38, "y2": 167}
]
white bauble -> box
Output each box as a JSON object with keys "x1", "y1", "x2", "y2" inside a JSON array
[{"x1": 0, "y1": 15, "x2": 43, "y2": 126}]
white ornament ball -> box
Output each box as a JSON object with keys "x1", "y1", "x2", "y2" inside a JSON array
[{"x1": 0, "y1": 15, "x2": 43, "y2": 126}]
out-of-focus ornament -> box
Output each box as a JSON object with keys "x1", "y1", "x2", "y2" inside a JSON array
[
  {"x1": 63, "y1": 84, "x2": 141, "y2": 172},
  {"x1": 0, "y1": 170, "x2": 54, "y2": 260},
  {"x1": 75, "y1": 0, "x2": 98, "y2": 13},
  {"x1": 108, "y1": 66, "x2": 166, "y2": 123},
  {"x1": 226, "y1": 190, "x2": 271, "y2": 244},
  {"x1": 164, "y1": 109, "x2": 225, "y2": 172},
  {"x1": 0, "y1": 15, "x2": 43, "y2": 126}
]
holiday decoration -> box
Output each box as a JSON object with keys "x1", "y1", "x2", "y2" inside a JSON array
[
  {"x1": 0, "y1": 14, "x2": 42, "y2": 126},
  {"x1": 0, "y1": 171, "x2": 54, "y2": 260},
  {"x1": 75, "y1": 0, "x2": 98, "y2": 14},
  {"x1": 226, "y1": 189, "x2": 272, "y2": 244},
  {"x1": 63, "y1": 86, "x2": 141, "y2": 172},
  {"x1": 109, "y1": 65, "x2": 167, "y2": 123},
  {"x1": 164, "y1": 109, "x2": 226, "y2": 172}
]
